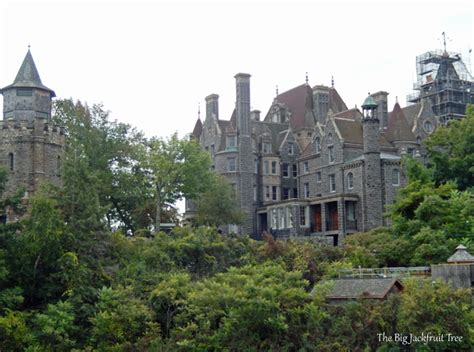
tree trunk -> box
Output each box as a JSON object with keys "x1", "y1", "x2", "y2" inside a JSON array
[{"x1": 155, "y1": 188, "x2": 161, "y2": 233}]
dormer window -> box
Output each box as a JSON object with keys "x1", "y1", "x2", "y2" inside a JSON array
[
  {"x1": 288, "y1": 142, "x2": 294, "y2": 155},
  {"x1": 262, "y1": 142, "x2": 272, "y2": 154},
  {"x1": 328, "y1": 146, "x2": 335, "y2": 163},
  {"x1": 315, "y1": 137, "x2": 321, "y2": 153},
  {"x1": 227, "y1": 135, "x2": 237, "y2": 149},
  {"x1": 423, "y1": 121, "x2": 433, "y2": 134},
  {"x1": 328, "y1": 132, "x2": 333, "y2": 142}
]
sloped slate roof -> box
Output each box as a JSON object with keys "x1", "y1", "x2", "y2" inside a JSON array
[
  {"x1": 1, "y1": 49, "x2": 55, "y2": 96},
  {"x1": 333, "y1": 108, "x2": 362, "y2": 121},
  {"x1": 323, "y1": 278, "x2": 403, "y2": 300},
  {"x1": 329, "y1": 87, "x2": 348, "y2": 113},
  {"x1": 333, "y1": 118, "x2": 391, "y2": 146},
  {"x1": 447, "y1": 244, "x2": 474, "y2": 263},
  {"x1": 401, "y1": 102, "x2": 422, "y2": 128},
  {"x1": 192, "y1": 118, "x2": 203, "y2": 138},
  {"x1": 385, "y1": 103, "x2": 416, "y2": 142},
  {"x1": 275, "y1": 84, "x2": 313, "y2": 131},
  {"x1": 348, "y1": 152, "x2": 401, "y2": 163}
]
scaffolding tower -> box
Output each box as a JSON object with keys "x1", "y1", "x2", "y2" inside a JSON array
[{"x1": 407, "y1": 49, "x2": 474, "y2": 124}]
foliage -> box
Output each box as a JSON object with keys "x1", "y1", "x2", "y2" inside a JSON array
[
  {"x1": 194, "y1": 174, "x2": 244, "y2": 228},
  {"x1": 425, "y1": 104, "x2": 474, "y2": 190}
]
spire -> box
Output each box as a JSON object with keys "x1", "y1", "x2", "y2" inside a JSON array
[{"x1": 1, "y1": 48, "x2": 55, "y2": 96}]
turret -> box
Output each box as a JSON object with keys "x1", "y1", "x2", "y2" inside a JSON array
[{"x1": 1, "y1": 49, "x2": 55, "y2": 121}]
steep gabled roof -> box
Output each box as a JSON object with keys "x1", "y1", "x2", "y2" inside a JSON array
[
  {"x1": 401, "y1": 102, "x2": 422, "y2": 128},
  {"x1": 386, "y1": 103, "x2": 416, "y2": 142},
  {"x1": 192, "y1": 118, "x2": 203, "y2": 139},
  {"x1": 1, "y1": 49, "x2": 55, "y2": 96},
  {"x1": 275, "y1": 84, "x2": 314, "y2": 131},
  {"x1": 333, "y1": 117, "x2": 391, "y2": 146},
  {"x1": 321, "y1": 278, "x2": 404, "y2": 300},
  {"x1": 333, "y1": 108, "x2": 363, "y2": 121},
  {"x1": 328, "y1": 87, "x2": 348, "y2": 113}
]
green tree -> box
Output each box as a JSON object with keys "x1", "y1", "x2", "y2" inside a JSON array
[
  {"x1": 425, "y1": 104, "x2": 474, "y2": 190},
  {"x1": 140, "y1": 134, "x2": 213, "y2": 232},
  {"x1": 194, "y1": 174, "x2": 244, "y2": 228}
]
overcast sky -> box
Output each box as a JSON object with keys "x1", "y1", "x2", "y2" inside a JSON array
[{"x1": 1, "y1": 0, "x2": 472, "y2": 139}]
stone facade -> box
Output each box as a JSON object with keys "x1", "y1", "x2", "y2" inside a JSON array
[
  {"x1": 189, "y1": 50, "x2": 461, "y2": 244},
  {"x1": 0, "y1": 50, "x2": 65, "y2": 209}
]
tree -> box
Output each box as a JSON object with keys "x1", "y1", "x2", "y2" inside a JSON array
[
  {"x1": 425, "y1": 104, "x2": 474, "y2": 190},
  {"x1": 194, "y1": 174, "x2": 244, "y2": 228},
  {"x1": 140, "y1": 134, "x2": 213, "y2": 232}
]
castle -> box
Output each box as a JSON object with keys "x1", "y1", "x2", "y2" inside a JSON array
[
  {"x1": 0, "y1": 49, "x2": 65, "y2": 213},
  {"x1": 188, "y1": 48, "x2": 473, "y2": 244}
]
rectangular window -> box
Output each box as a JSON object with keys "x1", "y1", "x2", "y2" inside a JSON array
[
  {"x1": 304, "y1": 183, "x2": 310, "y2": 198},
  {"x1": 288, "y1": 142, "x2": 294, "y2": 155},
  {"x1": 293, "y1": 188, "x2": 298, "y2": 199},
  {"x1": 392, "y1": 169, "x2": 400, "y2": 186},
  {"x1": 316, "y1": 171, "x2": 322, "y2": 183},
  {"x1": 283, "y1": 188, "x2": 289, "y2": 200},
  {"x1": 271, "y1": 161, "x2": 277, "y2": 175},
  {"x1": 263, "y1": 142, "x2": 272, "y2": 154},
  {"x1": 300, "y1": 206, "x2": 308, "y2": 227},
  {"x1": 227, "y1": 135, "x2": 237, "y2": 148},
  {"x1": 272, "y1": 186, "x2": 278, "y2": 201},
  {"x1": 292, "y1": 164, "x2": 298, "y2": 177},
  {"x1": 328, "y1": 146, "x2": 335, "y2": 163},
  {"x1": 264, "y1": 161, "x2": 269, "y2": 175},
  {"x1": 303, "y1": 161, "x2": 309, "y2": 174},
  {"x1": 329, "y1": 174, "x2": 336, "y2": 192},
  {"x1": 227, "y1": 158, "x2": 236, "y2": 172},
  {"x1": 17, "y1": 88, "x2": 32, "y2": 96},
  {"x1": 346, "y1": 202, "x2": 356, "y2": 221},
  {"x1": 282, "y1": 163, "x2": 289, "y2": 177},
  {"x1": 211, "y1": 144, "x2": 215, "y2": 156},
  {"x1": 265, "y1": 186, "x2": 270, "y2": 200}
]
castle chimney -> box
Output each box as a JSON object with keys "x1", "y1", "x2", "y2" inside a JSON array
[
  {"x1": 205, "y1": 94, "x2": 219, "y2": 120},
  {"x1": 234, "y1": 73, "x2": 251, "y2": 136},
  {"x1": 250, "y1": 109, "x2": 260, "y2": 121},
  {"x1": 371, "y1": 91, "x2": 389, "y2": 130}
]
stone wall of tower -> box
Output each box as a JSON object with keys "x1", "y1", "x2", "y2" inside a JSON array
[
  {"x1": 0, "y1": 119, "x2": 65, "y2": 197},
  {"x1": 2, "y1": 88, "x2": 52, "y2": 120},
  {"x1": 205, "y1": 94, "x2": 219, "y2": 119},
  {"x1": 371, "y1": 91, "x2": 389, "y2": 130},
  {"x1": 362, "y1": 117, "x2": 383, "y2": 230},
  {"x1": 235, "y1": 73, "x2": 256, "y2": 235}
]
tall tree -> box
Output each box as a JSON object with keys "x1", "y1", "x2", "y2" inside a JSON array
[{"x1": 140, "y1": 134, "x2": 212, "y2": 232}]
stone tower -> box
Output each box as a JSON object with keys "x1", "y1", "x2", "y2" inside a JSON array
[
  {"x1": 235, "y1": 73, "x2": 256, "y2": 235},
  {"x1": 0, "y1": 49, "x2": 65, "y2": 200},
  {"x1": 361, "y1": 94, "x2": 383, "y2": 230}
]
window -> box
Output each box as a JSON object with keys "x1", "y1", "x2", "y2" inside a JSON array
[
  {"x1": 329, "y1": 174, "x2": 336, "y2": 192},
  {"x1": 282, "y1": 163, "x2": 289, "y2": 177},
  {"x1": 271, "y1": 161, "x2": 278, "y2": 175},
  {"x1": 57, "y1": 155, "x2": 61, "y2": 175},
  {"x1": 264, "y1": 160, "x2": 269, "y2": 175},
  {"x1": 17, "y1": 88, "x2": 32, "y2": 96},
  {"x1": 347, "y1": 172, "x2": 354, "y2": 189},
  {"x1": 227, "y1": 135, "x2": 237, "y2": 148},
  {"x1": 210, "y1": 144, "x2": 215, "y2": 156},
  {"x1": 292, "y1": 188, "x2": 298, "y2": 199},
  {"x1": 288, "y1": 142, "x2": 294, "y2": 155},
  {"x1": 346, "y1": 202, "x2": 356, "y2": 221},
  {"x1": 286, "y1": 207, "x2": 293, "y2": 228},
  {"x1": 300, "y1": 206, "x2": 308, "y2": 227},
  {"x1": 328, "y1": 146, "x2": 334, "y2": 163},
  {"x1": 263, "y1": 142, "x2": 272, "y2": 154},
  {"x1": 392, "y1": 168, "x2": 400, "y2": 186},
  {"x1": 265, "y1": 186, "x2": 270, "y2": 200},
  {"x1": 304, "y1": 183, "x2": 310, "y2": 198},
  {"x1": 328, "y1": 132, "x2": 333, "y2": 142},
  {"x1": 416, "y1": 136, "x2": 422, "y2": 145},
  {"x1": 8, "y1": 153, "x2": 14, "y2": 171},
  {"x1": 315, "y1": 137, "x2": 321, "y2": 153},
  {"x1": 283, "y1": 188, "x2": 289, "y2": 200},
  {"x1": 424, "y1": 121, "x2": 433, "y2": 134},
  {"x1": 272, "y1": 186, "x2": 278, "y2": 201},
  {"x1": 227, "y1": 158, "x2": 236, "y2": 172},
  {"x1": 303, "y1": 161, "x2": 309, "y2": 174},
  {"x1": 292, "y1": 164, "x2": 298, "y2": 177},
  {"x1": 316, "y1": 171, "x2": 322, "y2": 183}
]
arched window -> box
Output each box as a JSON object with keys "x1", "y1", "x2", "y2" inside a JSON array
[
  {"x1": 347, "y1": 172, "x2": 354, "y2": 189},
  {"x1": 327, "y1": 132, "x2": 333, "y2": 142},
  {"x1": 8, "y1": 153, "x2": 14, "y2": 171},
  {"x1": 57, "y1": 155, "x2": 61, "y2": 175},
  {"x1": 416, "y1": 136, "x2": 421, "y2": 145},
  {"x1": 315, "y1": 137, "x2": 321, "y2": 153},
  {"x1": 392, "y1": 168, "x2": 400, "y2": 186}
]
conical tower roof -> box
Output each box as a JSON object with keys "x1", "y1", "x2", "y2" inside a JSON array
[
  {"x1": 385, "y1": 102, "x2": 416, "y2": 142},
  {"x1": 0, "y1": 49, "x2": 55, "y2": 97},
  {"x1": 447, "y1": 244, "x2": 474, "y2": 263}
]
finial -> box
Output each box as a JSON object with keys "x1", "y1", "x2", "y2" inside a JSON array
[
  {"x1": 440, "y1": 31, "x2": 451, "y2": 53},
  {"x1": 305, "y1": 72, "x2": 309, "y2": 85},
  {"x1": 275, "y1": 85, "x2": 279, "y2": 96},
  {"x1": 331, "y1": 76, "x2": 334, "y2": 88},
  {"x1": 198, "y1": 102, "x2": 201, "y2": 119},
  {"x1": 396, "y1": 96, "x2": 398, "y2": 103},
  {"x1": 28, "y1": 44, "x2": 31, "y2": 50}
]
